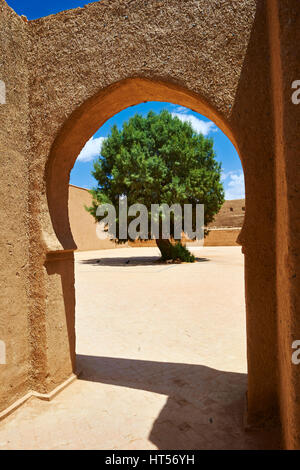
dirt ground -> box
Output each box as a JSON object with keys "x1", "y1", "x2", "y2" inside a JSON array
[{"x1": 0, "y1": 247, "x2": 280, "y2": 449}]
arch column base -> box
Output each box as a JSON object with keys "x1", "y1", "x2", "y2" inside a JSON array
[
  {"x1": 0, "y1": 373, "x2": 77, "y2": 422},
  {"x1": 32, "y1": 250, "x2": 76, "y2": 395}
]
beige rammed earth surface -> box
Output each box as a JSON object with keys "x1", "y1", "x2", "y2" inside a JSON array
[
  {"x1": 0, "y1": 247, "x2": 279, "y2": 449},
  {"x1": 1, "y1": 0, "x2": 300, "y2": 447}
]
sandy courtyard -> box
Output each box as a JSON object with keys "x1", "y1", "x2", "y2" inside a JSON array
[{"x1": 0, "y1": 247, "x2": 279, "y2": 449}]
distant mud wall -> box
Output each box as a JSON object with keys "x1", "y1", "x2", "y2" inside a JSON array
[
  {"x1": 204, "y1": 229, "x2": 241, "y2": 246},
  {"x1": 69, "y1": 185, "x2": 118, "y2": 251},
  {"x1": 69, "y1": 185, "x2": 243, "y2": 250}
]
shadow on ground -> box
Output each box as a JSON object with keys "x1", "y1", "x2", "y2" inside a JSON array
[
  {"x1": 79, "y1": 256, "x2": 209, "y2": 267},
  {"x1": 76, "y1": 355, "x2": 281, "y2": 450}
]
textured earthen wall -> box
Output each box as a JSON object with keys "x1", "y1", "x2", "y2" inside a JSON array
[
  {"x1": 267, "y1": 0, "x2": 300, "y2": 449},
  {"x1": 0, "y1": 1, "x2": 30, "y2": 411},
  {"x1": 204, "y1": 229, "x2": 241, "y2": 247},
  {"x1": 69, "y1": 185, "x2": 118, "y2": 251},
  {"x1": 0, "y1": 0, "x2": 299, "y2": 448}
]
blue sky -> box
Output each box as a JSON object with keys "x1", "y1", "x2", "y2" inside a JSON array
[
  {"x1": 7, "y1": 1, "x2": 245, "y2": 200},
  {"x1": 71, "y1": 103, "x2": 245, "y2": 200},
  {"x1": 6, "y1": 0, "x2": 97, "y2": 19}
]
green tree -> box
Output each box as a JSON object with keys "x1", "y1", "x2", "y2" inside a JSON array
[{"x1": 86, "y1": 110, "x2": 224, "y2": 261}]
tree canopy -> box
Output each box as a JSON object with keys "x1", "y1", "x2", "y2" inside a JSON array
[{"x1": 86, "y1": 110, "x2": 224, "y2": 261}]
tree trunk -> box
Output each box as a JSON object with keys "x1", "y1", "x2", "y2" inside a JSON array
[{"x1": 155, "y1": 238, "x2": 174, "y2": 260}]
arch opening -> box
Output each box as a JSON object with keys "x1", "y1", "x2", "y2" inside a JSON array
[
  {"x1": 47, "y1": 78, "x2": 246, "y2": 253},
  {"x1": 45, "y1": 78, "x2": 280, "y2": 449},
  {"x1": 59, "y1": 85, "x2": 251, "y2": 448}
]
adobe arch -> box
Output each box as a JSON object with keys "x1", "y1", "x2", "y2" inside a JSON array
[{"x1": 47, "y1": 78, "x2": 240, "y2": 252}]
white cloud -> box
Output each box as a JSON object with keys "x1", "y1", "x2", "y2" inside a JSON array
[
  {"x1": 221, "y1": 170, "x2": 233, "y2": 182},
  {"x1": 77, "y1": 136, "x2": 106, "y2": 162},
  {"x1": 171, "y1": 112, "x2": 217, "y2": 136},
  {"x1": 222, "y1": 171, "x2": 245, "y2": 200},
  {"x1": 172, "y1": 105, "x2": 189, "y2": 114}
]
